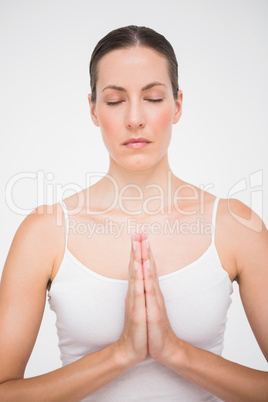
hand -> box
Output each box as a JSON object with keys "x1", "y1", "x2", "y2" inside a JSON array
[
  {"x1": 140, "y1": 232, "x2": 180, "y2": 365},
  {"x1": 116, "y1": 233, "x2": 148, "y2": 366}
]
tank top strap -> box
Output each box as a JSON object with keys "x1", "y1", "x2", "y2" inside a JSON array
[
  {"x1": 211, "y1": 196, "x2": 220, "y2": 244},
  {"x1": 59, "y1": 199, "x2": 69, "y2": 252}
]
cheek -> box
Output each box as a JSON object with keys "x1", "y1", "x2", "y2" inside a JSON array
[
  {"x1": 97, "y1": 109, "x2": 120, "y2": 141},
  {"x1": 153, "y1": 105, "x2": 174, "y2": 132}
]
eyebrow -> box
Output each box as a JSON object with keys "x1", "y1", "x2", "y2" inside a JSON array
[{"x1": 102, "y1": 81, "x2": 167, "y2": 93}]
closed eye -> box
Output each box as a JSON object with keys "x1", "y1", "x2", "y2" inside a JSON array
[
  {"x1": 106, "y1": 99, "x2": 163, "y2": 106},
  {"x1": 106, "y1": 100, "x2": 124, "y2": 106},
  {"x1": 145, "y1": 99, "x2": 163, "y2": 103}
]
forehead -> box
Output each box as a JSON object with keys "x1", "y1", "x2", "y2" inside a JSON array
[{"x1": 96, "y1": 46, "x2": 170, "y2": 90}]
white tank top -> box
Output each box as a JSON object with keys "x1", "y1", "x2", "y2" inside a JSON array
[{"x1": 48, "y1": 196, "x2": 233, "y2": 401}]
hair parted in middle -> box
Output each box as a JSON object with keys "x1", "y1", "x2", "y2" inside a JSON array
[{"x1": 89, "y1": 25, "x2": 179, "y2": 103}]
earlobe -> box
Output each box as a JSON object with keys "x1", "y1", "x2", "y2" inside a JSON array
[
  {"x1": 173, "y1": 90, "x2": 183, "y2": 124},
  {"x1": 88, "y1": 94, "x2": 100, "y2": 127}
]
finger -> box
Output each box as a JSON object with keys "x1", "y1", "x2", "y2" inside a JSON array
[
  {"x1": 128, "y1": 232, "x2": 142, "y2": 278},
  {"x1": 141, "y1": 233, "x2": 157, "y2": 281},
  {"x1": 128, "y1": 233, "x2": 144, "y2": 306},
  {"x1": 140, "y1": 232, "x2": 149, "y2": 264},
  {"x1": 141, "y1": 234, "x2": 163, "y2": 306},
  {"x1": 133, "y1": 232, "x2": 142, "y2": 275}
]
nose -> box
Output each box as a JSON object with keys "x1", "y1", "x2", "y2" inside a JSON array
[{"x1": 125, "y1": 100, "x2": 145, "y2": 130}]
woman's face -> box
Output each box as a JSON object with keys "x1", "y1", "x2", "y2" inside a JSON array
[{"x1": 89, "y1": 46, "x2": 182, "y2": 171}]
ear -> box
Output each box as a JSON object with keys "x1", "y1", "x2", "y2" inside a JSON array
[
  {"x1": 173, "y1": 90, "x2": 183, "y2": 124},
  {"x1": 88, "y1": 94, "x2": 100, "y2": 127}
]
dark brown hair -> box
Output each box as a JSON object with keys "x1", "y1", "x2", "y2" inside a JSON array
[{"x1": 89, "y1": 25, "x2": 179, "y2": 103}]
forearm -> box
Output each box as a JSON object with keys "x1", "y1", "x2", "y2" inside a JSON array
[
  {"x1": 0, "y1": 343, "x2": 133, "y2": 402},
  {"x1": 165, "y1": 339, "x2": 268, "y2": 402}
]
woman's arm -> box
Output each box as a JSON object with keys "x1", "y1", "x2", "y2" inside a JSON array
[
  {"x1": 0, "y1": 206, "x2": 147, "y2": 401},
  {"x1": 139, "y1": 199, "x2": 268, "y2": 402}
]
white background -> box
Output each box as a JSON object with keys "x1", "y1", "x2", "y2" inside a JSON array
[{"x1": 0, "y1": 0, "x2": 267, "y2": 377}]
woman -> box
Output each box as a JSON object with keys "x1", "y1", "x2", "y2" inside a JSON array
[{"x1": 0, "y1": 25, "x2": 267, "y2": 401}]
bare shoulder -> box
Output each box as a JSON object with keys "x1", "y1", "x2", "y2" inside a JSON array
[
  {"x1": 216, "y1": 198, "x2": 268, "y2": 279},
  {"x1": 21, "y1": 202, "x2": 64, "y2": 233},
  {"x1": 219, "y1": 198, "x2": 265, "y2": 229},
  {"x1": 2, "y1": 201, "x2": 65, "y2": 284},
  {"x1": 217, "y1": 198, "x2": 267, "y2": 243}
]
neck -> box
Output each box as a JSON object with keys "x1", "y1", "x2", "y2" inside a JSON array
[
  {"x1": 107, "y1": 154, "x2": 173, "y2": 190},
  {"x1": 88, "y1": 154, "x2": 186, "y2": 216}
]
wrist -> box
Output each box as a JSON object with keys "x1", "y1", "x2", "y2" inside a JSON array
[
  {"x1": 157, "y1": 337, "x2": 189, "y2": 372},
  {"x1": 112, "y1": 341, "x2": 142, "y2": 370}
]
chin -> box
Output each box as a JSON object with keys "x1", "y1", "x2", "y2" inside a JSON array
[
  {"x1": 124, "y1": 157, "x2": 163, "y2": 172},
  {"x1": 110, "y1": 152, "x2": 166, "y2": 172}
]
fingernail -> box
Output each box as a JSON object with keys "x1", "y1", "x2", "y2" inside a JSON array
[
  {"x1": 134, "y1": 261, "x2": 138, "y2": 271},
  {"x1": 132, "y1": 239, "x2": 136, "y2": 252}
]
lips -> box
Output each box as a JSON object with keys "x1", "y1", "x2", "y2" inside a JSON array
[
  {"x1": 122, "y1": 137, "x2": 151, "y2": 150},
  {"x1": 123, "y1": 137, "x2": 151, "y2": 145}
]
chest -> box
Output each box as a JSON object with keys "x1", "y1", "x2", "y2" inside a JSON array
[{"x1": 66, "y1": 213, "x2": 214, "y2": 280}]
